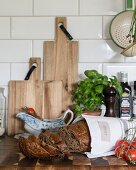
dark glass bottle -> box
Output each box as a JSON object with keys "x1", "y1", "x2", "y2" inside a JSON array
[{"x1": 119, "y1": 72, "x2": 133, "y2": 119}]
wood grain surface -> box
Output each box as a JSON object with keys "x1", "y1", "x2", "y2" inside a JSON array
[
  {"x1": 44, "y1": 17, "x2": 78, "y2": 112},
  {"x1": 8, "y1": 58, "x2": 63, "y2": 135},
  {"x1": 0, "y1": 136, "x2": 136, "y2": 170}
]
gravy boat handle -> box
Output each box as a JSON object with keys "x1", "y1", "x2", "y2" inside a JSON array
[{"x1": 63, "y1": 109, "x2": 74, "y2": 125}]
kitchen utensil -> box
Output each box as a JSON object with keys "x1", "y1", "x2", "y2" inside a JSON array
[
  {"x1": 103, "y1": 84, "x2": 117, "y2": 117},
  {"x1": 43, "y1": 17, "x2": 78, "y2": 112},
  {"x1": 16, "y1": 109, "x2": 74, "y2": 136},
  {"x1": 8, "y1": 58, "x2": 63, "y2": 135},
  {"x1": 110, "y1": 0, "x2": 134, "y2": 49},
  {"x1": 121, "y1": 42, "x2": 136, "y2": 56}
]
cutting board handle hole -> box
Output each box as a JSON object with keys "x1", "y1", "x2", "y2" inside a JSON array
[
  {"x1": 32, "y1": 62, "x2": 38, "y2": 68},
  {"x1": 58, "y1": 22, "x2": 63, "y2": 27}
]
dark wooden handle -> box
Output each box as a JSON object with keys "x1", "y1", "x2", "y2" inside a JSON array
[{"x1": 105, "y1": 96, "x2": 116, "y2": 117}]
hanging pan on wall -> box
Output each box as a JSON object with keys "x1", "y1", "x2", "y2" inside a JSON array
[{"x1": 110, "y1": 0, "x2": 134, "y2": 49}]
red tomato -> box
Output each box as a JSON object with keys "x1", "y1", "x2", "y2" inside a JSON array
[
  {"x1": 125, "y1": 149, "x2": 136, "y2": 162},
  {"x1": 130, "y1": 141, "x2": 136, "y2": 149},
  {"x1": 116, "y1": 140, "x2": 129, "y2": 149},
  {"x1": 27, "y1": 108, "x2": 36, "y2": 114},
  {"x1": 115, "y1": 146, "x2": 126, "y2": 158},
  {"x1": 22, "y1": 107, "x2": 41, "y2": 119}
]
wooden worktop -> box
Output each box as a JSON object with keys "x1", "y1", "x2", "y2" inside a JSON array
[{"x1": 0, "y1": 136, "x2": 136, "y2": 170}]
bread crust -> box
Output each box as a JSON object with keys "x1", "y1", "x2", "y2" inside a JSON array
[
  {"x1": 39, "y1": 130, "x2": 70, "y2": 155},
  {"x1": 58, "y1": 120, "x2": 91, "y2": 152},
  {"x1": 19, "y1": 120, "x2": 91, "y2": 159},
  {"x1": 19, "y1": 135, "x2": 60, "y2": 159}
]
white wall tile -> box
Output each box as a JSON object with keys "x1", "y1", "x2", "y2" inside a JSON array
[
  {"x1": 0, "y1": 0, "x2": 33, "y2": 16},
  {"x1": 103, "y1": 16, "x2": 115, "y2": 39},
  {"x1": 11, "y1": 62, "x2": 43, "y2": 80},
  {"x1": 11, "y1": 63, "x2": 29, "y2": 80},
  {"x1": 0, "y1": 18, "x2": 10, "y2": 39},
  {"x1": 103, "y1": 63, "x2": 136, "y2": 82},
  {"x1": 125, "y1": 55, "x2": 136, "y2": 62},
  {"x1": 79, "y1": 40, "x2": 124, "y2": 63},
  {"x1": 33, "y1": 40, "x2": 45, "y2": 61},
  {"x1": 34, "y1": 0, "x2": 78, "y2": 16},
  {"x1": 80, "y1": 0, "x2": 124, "y2": 15},
  {"x1": 67, "y1": 17, "x2": 102, "y2": 39},
  {"x1": 12, "y1": 17, "x2": 54, "y2": 39},
  {"x1": 0, "y1": 40, "x2": 32, "y2": 62},
  {"x1": 78, "y1": 63, "x2": 102, "y2": 80},
  {"x1": 0, "y1": 63, "x2": 10, "y2": 85}
]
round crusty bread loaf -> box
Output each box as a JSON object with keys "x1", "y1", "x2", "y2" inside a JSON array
[
  {"x1": 19, "y1": 135, "x2": 60, "y2": 159},
  {"x1": 19, "y1": 120, "x2": 91, "y2": 159},
  {"x1": 19, "y1": 136, "x2": 50, "y2": 159}
]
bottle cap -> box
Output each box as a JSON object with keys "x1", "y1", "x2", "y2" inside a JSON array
[{"x1": 120, "y1": 71, "x2": 128, "y2": 82}]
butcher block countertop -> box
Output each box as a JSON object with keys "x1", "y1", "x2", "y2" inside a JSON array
[{"x1": 0, "y1": 136, "x2": 136, "y2": 170}]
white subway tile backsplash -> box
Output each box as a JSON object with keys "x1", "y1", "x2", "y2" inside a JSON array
[
  {"x1": 125, "y1": 56, "x2": 136, "y2": 62},
  {"x1": 103, "y1": 63, "x2": 136, "y2": 82},
  {"x1": 0, "y1": 18, "x2": 10, "y2": 39},
  {"x1": 11, "y1": 62, "x2": 43, "y2": 80},
  {"x1": 103, "y1": 16, "x2": 115, "y2": 39},
  {"x1": 0, "y1": 40, "x2": 32, "y2": 62},
  {"x1": 11, "y1": 63, "x2": 29, "y2": 80},
  {"x1": 12, "y1": 17, "x2": 54, "y2": 39},
  {"x1": 67, "y1": 17, "x2": 102, "y2": 39},
  {"x1": 78, "y1": 63, "x2": 102, "y2": 80},
  {"x1": 33, "y1": 40, "x2": 45, "y2": 61},
  {"x1": 0, "y1": 64, "x2": 10, "y2": 85},
  {"x1": 80, "y1": 0, "x2": 124, "y2": 15},
  {"x1": 79, "y1": 40, "x2": 124, "y2": 63},
  {"x1": 0, "y1": 0, "x2": 134, "y2": 115},
  {"x1": 0, "y1": 0, "x2": 33, "y2": 16},
  {"x1": 34, "y1": 0, "x2": 78, "y2": 16}
]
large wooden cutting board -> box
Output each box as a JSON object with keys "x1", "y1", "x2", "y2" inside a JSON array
[
  {"x1": 44, "y1": 17, "x2": 78, "y2": 112},
  {"x1": 8, "y1": 58, "x2": 63, "y2": 136}
]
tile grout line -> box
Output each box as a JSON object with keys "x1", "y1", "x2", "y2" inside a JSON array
[
  {"x1": 0, "y1": 15, "x2": 115, "y2": 17},
  {"x1": 0, "y1": 39, "x2": 111, "y2": 41},
  {"x1": 32, "y1": 40, "x2": 34, "y2": 57},
  {"x1": 10, "y1": 63, "x2": 11, "y2": 80},
  {"x1": 10, "y1": 17, "x2": 12, "y2": 39},
  {"x1": 78, "y1": 0, "x2": 80, "y2": 16},
  {"x1": 33, "y1": 0, "x2": 34, "y2": 16},
  {"x1": 102, "y1": 16, "x2": 104, "y2": 39}
]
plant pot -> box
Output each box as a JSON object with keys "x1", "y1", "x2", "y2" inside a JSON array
[{"x1": 82, "y1": 110, "x2": 101, "y2": 116}]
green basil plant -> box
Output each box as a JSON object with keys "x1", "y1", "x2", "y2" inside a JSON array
[{"x1": 72, "y1": 70, "x2": 122, "y2": 117}]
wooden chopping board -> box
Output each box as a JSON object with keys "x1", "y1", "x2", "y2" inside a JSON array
[
  {"x1": 8, "y1": 58, "x2": 63, "y2": 136},
  {"x1": 44, "y1": 17, "x2": 78, "y2": 112},
  {"x1": 0, "y1": 136, "x2": 131, "y2": 169}
]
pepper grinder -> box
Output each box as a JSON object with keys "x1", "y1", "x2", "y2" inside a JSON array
[{"x1": 103, "y1": 84, "x2": 117, "y2": 117}]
